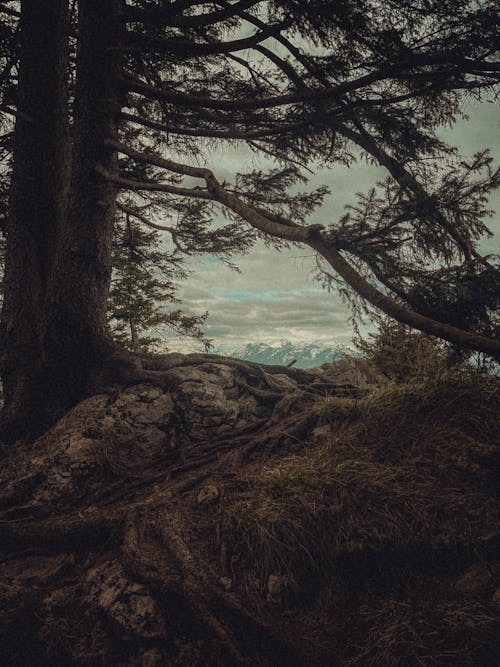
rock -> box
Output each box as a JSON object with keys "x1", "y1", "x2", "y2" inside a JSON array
[
  {"x1": 0, "y1": 351, "x2": 498, "y2": 666},
  {"x1": 268, "y1": 374, "x2": 297, "y2": 391},
  {"x1": 85, "y1": 561, "x2": 166, "y2": 639},
  {"x1": 266, "y1": 574, "x2": 298, "y2": 607},
  {"x1": 311, "y1": 424, "x2": 331, "y2": 444},
  {"x1": 141, "y1": 649, "x2": 164, "y2": 667},
  {"x1": 267, "y1": 574, "x2": 284, "y2": 597},
  {"x1": 197, "y1": 485, "x2": 220, "y2": 505},
  {"x1": 0, "y1": 358, "x2": 315, "y2": 511},
  {"x1": 167, "y1": 363, "x2": 262, "y2": 439},
  {"x1": 219, "y1": 577, "x2": 233, "y2": 590},
  {"x1": 317, "y1": 355, "x2": 388, "y2": 389}
]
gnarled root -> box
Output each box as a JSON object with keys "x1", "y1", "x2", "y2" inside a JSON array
[{"x1": 122, "y1": 511, "x2": 301, "y2": 665}]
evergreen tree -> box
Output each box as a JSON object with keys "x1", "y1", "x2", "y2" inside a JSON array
[
  {"x1": 108, "y1": 211, "x2": 211, "y2": 352},
  {"x1": 0, "y1": 0, "x2": 499, "y2": 439}
]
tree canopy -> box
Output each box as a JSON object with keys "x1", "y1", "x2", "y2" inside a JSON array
[{"x1": 0, "y1": 0, "x2": 499, "y2": 438}]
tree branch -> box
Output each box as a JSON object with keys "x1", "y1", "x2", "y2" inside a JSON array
[
  {"x1": 124, "y1": 21, "x2": 288, "y2": 56},
  {"x1": 307, "y1": 236, "x2": 500, "y2": 358},
  {"x1": 122, "y1": 51, "x2": 499, "y2": 111},
  {"x1": 116, "y1": 201, "x2": 189, "y2": 252},
  {"x1": 122, "y1": 0, "x2": 261, "y2": 29},
  {"x1": 335, "y1": 118, "x2": 485, "y2": 263},
  {"x1": 104, "y1": 140, "x2": 500, "y2": 358},
  {"x1": 105, "y1": 139, "x2": 324, "y2": 242},
  {"x1": 96, "y1": 164, "x2": 212, "y2": 199},
  {"x1": 118, "y1": 110, "x2": 305, "y2": 140}
]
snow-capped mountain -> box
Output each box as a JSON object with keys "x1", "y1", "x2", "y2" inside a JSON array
[{"x1": 226, "y1": 339, "x2": 359, "y2": 369}]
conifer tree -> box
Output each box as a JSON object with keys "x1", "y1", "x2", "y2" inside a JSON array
[
  {"x1": 0, "y1": 0, "x2": 499, "y2": 439},
  {"x1": 108, "y1": 210, "x2": 211, "y2": 352}
]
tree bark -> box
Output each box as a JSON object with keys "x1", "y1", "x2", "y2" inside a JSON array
[
  {"x1": 0, "y1": 0, "x2": 124, "y2": 441},
  {"x1": 43, "y1": 0, "x2": 124, "y2": 417},
  {"x1": 0, "y1": 0, "x2": 70, "y2": 440}
]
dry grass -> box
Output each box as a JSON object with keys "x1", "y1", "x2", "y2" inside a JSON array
[
  {"x1": 228, "y1": 372, "x2": 499, "y2": 573},
  {"x1": 350, "y1": 597, "x2": 499, "y2": 667},
  {"x1": 226, "y1": 370, "x2": 500, "y2": 664}
]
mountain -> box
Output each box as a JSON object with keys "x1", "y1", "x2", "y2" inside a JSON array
[{"x1": 226, "y1": 339, "x2": 359, "y2": 368}]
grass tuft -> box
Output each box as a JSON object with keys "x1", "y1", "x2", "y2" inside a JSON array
[{"x1": 226, "y1": 371, "x2": 500, "y2": 663}]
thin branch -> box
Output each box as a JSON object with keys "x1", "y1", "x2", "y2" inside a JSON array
[
  {"x1": 116, "y1": 201, "x2": 189, "y2": 252},
  {"x1": 118, "y1": 110, "x2": 305, "y2": 139},
  {"x1": 225, "y1": 52, "x2": 283, "y2": 94},
  {"x1": 253, "y1": 44, "x2": 307, "y2": 90},
  {"x1": 123, "y1": 53, "x2": 499, "y2": 111},
  {"x1": 246, "y1": 138, "x2": 314, "y2": 172},
  {"x1": 96, "y1": 164, "x2": 212, "y2": 199},
  {"x1": 124, "y1": 21, "x2": 287, "y2": 57},
  {"x1": 122, "y1": 0, "x2": 261, "y2": 29},
  {"x1": 216, "y1": 0, "x2": 318, "y2": 79}
]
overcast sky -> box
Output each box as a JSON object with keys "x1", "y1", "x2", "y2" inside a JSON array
[{"x1": 164, "y1": 101, "x2": 500, "y2": 353}]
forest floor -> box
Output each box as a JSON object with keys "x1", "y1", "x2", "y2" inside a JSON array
[{"x1": 0, "y1": 355, "x2": 499, "y2": 666}]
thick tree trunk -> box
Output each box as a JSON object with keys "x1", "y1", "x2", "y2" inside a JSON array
[
  {"x1": 43, "y1": 0, "x2": 124, "y2": 419},
  {"x1": 0, "y1": 0, "x2": 124, "y2": 441},
  {"x1": 0, "y1": 0, "x2": 70, "y2": 440}
]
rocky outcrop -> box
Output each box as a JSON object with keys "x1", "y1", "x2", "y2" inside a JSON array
[
  {"x1": 0, "y1": 356, "x2": 498, "y2": 666},
  {"x1": 0, "y1": 356, "x2": 336, "y2": 665}
]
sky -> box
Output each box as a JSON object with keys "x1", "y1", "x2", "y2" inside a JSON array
[{"x1": 164, "y1": 101, "x2": 500, "y2": 353}]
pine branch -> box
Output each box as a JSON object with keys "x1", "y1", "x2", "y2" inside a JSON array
[
  {"x1": 118, "y1": 111, "x2": 305, "y2": 140},
  {"x1": 96, "y1": 165, "x2": 212, "y2": 200},
  {"x1": 124, "y1": 21, "x2": 288, "y2": 57},
  {"x1": 103, "y1": 140, "x2": 500, "y2": 357},
  {"x1": 116, "y1": 201, "x2": 189, "y2": 253},
  {"x1": 104, "y1": 139, "x2": 324, "y2": 242},
  {"x1": 122, "y1": 0, "x2": 261, "y2": 29}
]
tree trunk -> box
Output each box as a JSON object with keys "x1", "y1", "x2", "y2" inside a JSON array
[
  {"x1": 0, "y1": 0, "x2": 70, "y2": 440},
  {"x1": 43, "y1": 0, "x2": 124, "y2": 420},
  {"x1": 130, "y1": 318, "x2": 140, "y2": 351},
  {"x1": 0, "y1": 0, "x2": 124, "y2": 441}
]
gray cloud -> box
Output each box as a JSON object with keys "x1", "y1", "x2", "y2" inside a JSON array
[
  {"x1": 165, "y1": 246, "x2": 363, "y2": 351},
  {"x1": 163, "y1": 101, "x2": 499, "y2": 352}
]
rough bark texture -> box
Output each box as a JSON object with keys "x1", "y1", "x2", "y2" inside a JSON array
[
  {"x1": 0, "y1": 0, "x2": 124, "y2": 440},
  {"x1": 44, "y1": 0, "x2": 124, "y2": 388},
  {"x1": 1, "y1": 356, "x2": 499, "y2": 666},
  {"x1": 0, "y1": 0, "x2": 70, "y2": 439}
]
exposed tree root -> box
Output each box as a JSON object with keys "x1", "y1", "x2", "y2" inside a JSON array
[
  {"x1": 122, "y1": 514, "x2": 300, "y2": 665},
  {"x1": 0, "y1": 352, "x2": 388, "y2": 665},
  {"x1": 0, "y1": 507, "x2": 124, "y2": 553}
]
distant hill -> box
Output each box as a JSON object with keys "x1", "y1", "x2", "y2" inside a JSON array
[{"x1": 227, "y1": 339, "x2": 360, "y2": 368}]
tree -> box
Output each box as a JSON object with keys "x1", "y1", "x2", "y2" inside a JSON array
[
  {"x1": 355, "y1": 316, "x2": 449, "y2": 383},
  {"x1": 108, "y1": 211, "x2": 211, "y2": 352},
  {"x1": 0, "y1": 0, "x2": 499, "y2": 440}
]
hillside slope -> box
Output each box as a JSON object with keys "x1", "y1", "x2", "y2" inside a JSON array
[{"x1": 0, "y1": 355, "x2": 499, "y2": 666}]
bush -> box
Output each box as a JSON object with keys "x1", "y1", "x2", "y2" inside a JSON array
[{"x1": 355, "y1": 318, "x2": 448, "y2": 382}]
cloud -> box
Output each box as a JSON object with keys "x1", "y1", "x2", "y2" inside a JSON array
[
  {"x1": 164, "y1": 243, "x2": 363, "y2": 351},
  {"x1": 163, "y1": 100, "x2": 499, "y2": 352}
]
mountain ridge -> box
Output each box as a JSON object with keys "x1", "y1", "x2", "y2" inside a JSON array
[{"x1": 224, "y1": 339, "x2": 360, "y2": 368}]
